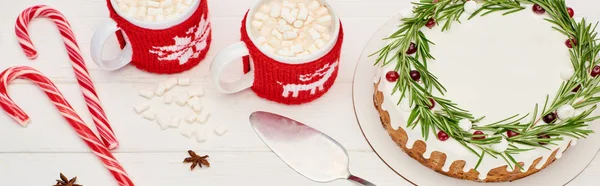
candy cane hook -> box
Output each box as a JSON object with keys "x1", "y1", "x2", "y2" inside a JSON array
[
  {"x1": 15, "y1": 5, "x2": 119, "y2": 149},
  {"x1": 0, "y1": 66, "x2": 134, "y2": 186}
]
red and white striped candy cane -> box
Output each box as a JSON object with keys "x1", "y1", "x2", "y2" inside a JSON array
[
  {"x1": 15, "y1": 5, "x2": 119, "y2": 149},
  {"x1": 0, "y1": 66, "x2": 134, "y2": 186}
]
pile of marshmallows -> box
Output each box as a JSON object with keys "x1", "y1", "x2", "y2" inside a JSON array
[
  {"x1": 134, "y1": 77, "x2": 228, "y2": 143},
  {"x1": 115, "y1": 0, "x2": 195, "y2": 22},
  {"x1": 252, "y1": 0, "x2": 335, "y2": 57}
]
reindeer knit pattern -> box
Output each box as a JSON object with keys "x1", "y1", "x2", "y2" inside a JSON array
[
  {"x1": 107, "y1": 0, "x2": 212, "y2": 74},
  {"x1": 241, "y1": 13, "x2": 344, "y2": 105}
]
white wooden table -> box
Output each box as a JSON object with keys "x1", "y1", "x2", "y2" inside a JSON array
[{"x1": 0, "y1": 0, "x2": 598, "y2": 185}]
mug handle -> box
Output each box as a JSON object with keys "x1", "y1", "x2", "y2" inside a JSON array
[
  {"x1": 210, "y1": 42, "x2": 255, "y2": 93},
  {"x1": 90, "y1": 19, "x2": 134, "y2": 71}
]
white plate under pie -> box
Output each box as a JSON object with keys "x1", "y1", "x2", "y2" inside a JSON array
[{"x1": 352, "y1": 13, "x2": 600, "y2": 185}]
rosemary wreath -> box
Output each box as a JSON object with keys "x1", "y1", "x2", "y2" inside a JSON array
[{"x1": 372, "y1": 0, "x2": 600, "y2": 171}]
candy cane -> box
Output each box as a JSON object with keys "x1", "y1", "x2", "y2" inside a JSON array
[
  {"x1": 0, "y1": 66, "x2": 134, "y2": 186},
  {"x1": 15, "y1": 5, "x2": 119, "y2": 149}
]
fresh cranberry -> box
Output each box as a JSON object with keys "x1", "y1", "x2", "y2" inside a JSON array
[
  {"x1": 437, "y1": 130, "x2": 449, "y2": 141},
  {"x1": 565, "y1": 38, "x2": 577, "y2": 48},
  {"x1": 532, "y1": 4, "x2": 545, "y2": 14},
  {"x1": 538, "y1": 134, "x2": 551, "y2": 145},
  {"x1": 542, "y1": 112, "x2": 558, "y2": 124},
  {"x1": 472, "y1": 131, "x2": 486, "y2": 140},
  {"x1": 410, "y1": 70, "x2": 421, "y2": 81},
  {"x1": 572, "y1": 84, "x2": 581, "y2": 92},
  {"x1": 386, "y1": 71, "x2": 400, "y2": 82},
  {"x1": 426, "y1": 18, "x2": 436, "y2": 29},
  {"x1": 428, "y1": 98, "x2": 436, "y2": 110},
  {"x1": 432, "y1": 0, "x2": 439, "y2": 3},
  {"x1": 592, "y1": 66, "x2": 600, "y2": 77},
  {"x1": 406, "y1": 42, "x2": 417, "y2": 55},
  {"x1": 567, "y1": 7, "x2": 574, "y2": 18},
  {"x1": 507, "y1": 130, "x2": 520, "y2": 138}
]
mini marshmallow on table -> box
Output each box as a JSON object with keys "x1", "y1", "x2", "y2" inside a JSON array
[{"x1": 252, "y1": 0, "x2": 335, "y2": 58}]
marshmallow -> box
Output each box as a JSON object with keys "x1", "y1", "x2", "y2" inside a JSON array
[
  {"x1": 283, "y1": 31, "x2": 298, "y2": 40},
  {"x1": 214, "y1": 125, "x2": 229, "y2": 136},
  {"x1": 147, "y1": 7, "x2": 163, "y2": 16},
  {"x1": 278, "y1": 48, "x2": 294, "y2": 57},
  {"x1": 192, "y1": 103, "x2": 204, "y2": 113},
  {"x1": 136, "y1": 7, "x2": 147, "y2": 18},
  {"x1": 298, "y1": 8, "x2": 309, "y2": 21},
  {"x1": 175, "y1": 94, "x2": 188, "y2": 106},
  {"x1": 164, "y1": 77, "x2": 178, "y2": 90},
  {"x1": 157, "y1": 115, "x2": 170, "y2": 130},
  {"x1": 315, "y1": 39, "x2": 325, "y2": 48},
  {"x1": 282, "y1": 41, "x2": 293, "y2": 47},
  {"x1": 252, "y1": 20, "x2": 264, "y2": 29},
  {"x1": 308, "y1": 28, "x2": 322, "y2": 40},
  {"x1": 308, "y1": 0, "x2": 320, "y2": 10},
  {"x1": 261, "y1": 43, "x2": 275, "y2": 53},
  {"x1": 464, "y1": 0, "x2": 479, "y2": 14},
  {"x1": 144, "y1": 16, "x2": 154, "y2": 22},
  {"x1": 272, "y1": 30, "x2": 283, "y2": 39},
  {"x1": 134, "y1": 103, "x2": 150, "y2": 114},
  {"x1": 178, "y1": 77, "x2": 191, "y2": 86},
  {"x1": 154, "y1": 83, "x2": 166, "y2": 96},
  {"x1": 195, "y1": 128, "x2": 207, "y2": 142},
  {"x1": 169, "y1": 117, "x2": 182, "y2": 128},
  {"x1": 305, "y1": 15, "x2": 315, "y2": 24},
  {"x1": 316, "y1": 7, "x2": 329, "y2": 16},
  {"x1": 259, "y1": 5, "x2": 271, "y2": 13},
  {"x1": 147, "y1": 0, "x2": 160, "y2": 7},
  {"x1": 255, "y1": 12, "x2": 269, "y2": 21},
  {"x1": 491, "y1": 138, "x2": 509, "y2": 153},
  {"x1": 188, "y1": 88, "x2": 204, "y2": 97},
  {"x1": 290, "y1": 44, "x2": 304, "y2": 53},
  {"x1": 256, "y1": 36, "x2": 268, "y2": 45},
  {"x1": 127, "y1": 6, "x2": 138, "y2": 17},
  {"x1": 185, "y1": 113, "x2": 197, "y2": 123},
  {"x1": 313, "y1": 24, "x2": 327, "y2": 33},
  {"x1": 318, "y1": 15, "x2": 332, "y2": 25},
  {"x1": 142, "y1": 110, "x2": 156, "y2": 121},
  {"x1": 290, "y1": 21, "x2": 301, "y2": 28},
  {"x1": 308, "y1": 44, "x2": 319, "y2": 53},
  {"x1": 270, "y1": 4, "x2": 281, "y2": 17},
  {"x1": 278, "y1": 24, "x2": 293, "y2": 33},
  {"x1": 291, "y1": 8, "x2": 299, "y2": 18},
  {"x1": 322, "y1": 32, "x2": 331, "y2": 41},
  {"x1": 163, "y1": 94, "x2": 174, "y2": 104},
  {"x1": 283, "y1": 1, "x2": 296, "y2": 8},
  {"x1": 155, "y1": 14, "x2": 165, "y2": 22},
  {"x1": 196, "y1": 112, "x2": 210, "y2": 124},
  {"x1": 176, "y1": 3, "x2": 188, "y2": 13},
  {"x1": 164, "y1": 7, "x2": 175, "y2": 15},
  {"x1": 161, "y1": 0, "x2": 174, "y2": 8},
  {"x1": 139, "y1": 90, "x2": 154, "y2": 99},
  {"x1": 281, "y1": 8, "x2": 296, "y2": 24},
  {"x1": 297, "y1": 51, "x2": 310, "y2": 57}
]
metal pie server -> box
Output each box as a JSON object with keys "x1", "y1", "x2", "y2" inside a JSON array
[{"x1": 249, "y1": 111, "x2": 376, "y2": 186}]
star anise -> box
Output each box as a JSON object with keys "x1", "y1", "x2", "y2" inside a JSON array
[
  {"x1": 53, "y1": 173, "x2": 82, "y2": 186},
  {"x1": 183, "y1": 150, "x2": 210, "y2": 170}
]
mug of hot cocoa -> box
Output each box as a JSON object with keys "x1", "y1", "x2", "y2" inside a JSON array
[
  {"x1": 91, "y1": 0, "x2": 212, "y2": 74},
  {"x1": 211, "y1": 0, "x2": 343, "y2": 105}
]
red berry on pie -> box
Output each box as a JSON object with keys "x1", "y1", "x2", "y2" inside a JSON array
[
  {"x1": 538, "y1": 134, "x2": 551, "y2": 145},
  {"x1": 472, "y1": 130, "x2": 486, "y2": 140},
  {"x1": 542, "y1": 112, "x2": 558, "y2": 124},
  {"x1": 592, "y1": 66, "x2": 600, "y2": 77},
  {"x1": 565, "y1": 38, "x2": 577, "y2": 48},
  {"x1": 428, "y1": 98, "x2": 436, "y2": 110},
  {"x1": 572, "y1": 84, "x2": 581, "y2": 92},
  {"x1": 507, "y1": 130, "x2": 520, "y2": 138},
  {"x1": 532, "y1": 4, "x2": 545, "y2": 14},
  {"x1": 426, "y1": 18, "x2": 436, "y2": 29},
  {"x1": 567, "y1": 7, "x2": 574, "y2": 18},
  {"x1": 386, "y1": 71, "x2": 400, "y2": 82},
  {"x1": 406, "y1": 42, "x2": 417, "y2": 55},
  {"x1": 437, "y1": 130, "x2": 449, "y2": 141},
  {"x1": 410, "y1": 70, "x2": 421, "y2": 81}
]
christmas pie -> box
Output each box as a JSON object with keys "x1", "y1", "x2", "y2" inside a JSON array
[{"x1": 372, "y1": 1, "x2": 599, "y2": 182}]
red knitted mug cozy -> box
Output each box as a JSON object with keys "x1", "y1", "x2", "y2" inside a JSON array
[
  {"x1": 240, "y1": 12, "x2": 344, "y2": 105},
  {"x1": 106, "y1": 0, "x2": 212, "y2": 74}
]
